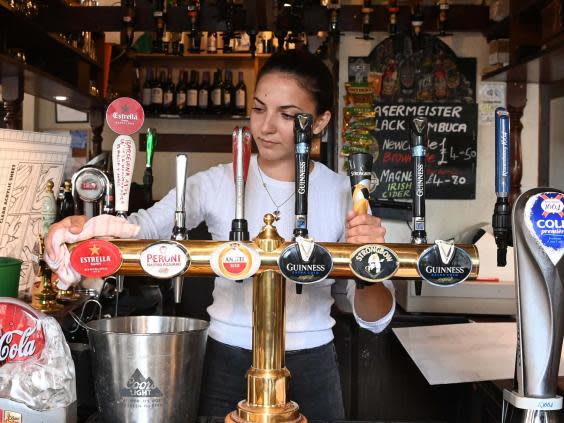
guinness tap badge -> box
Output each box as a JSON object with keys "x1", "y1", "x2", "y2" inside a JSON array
[
  {"x1": 278, "y1": 237, "x2": 333, "y2": 284},
  {"x1": 210, "y1": 242, "x2": 261, "y2": 280},
  {"x1": 417, "y1": 239, "x2": 472, "y2": 286},
  {"x1": 139, "y1": 241, "x2": 190, "y2": 279},
  {"x1": 349, "y1": 244, "x2": 400, "y2": 282}
]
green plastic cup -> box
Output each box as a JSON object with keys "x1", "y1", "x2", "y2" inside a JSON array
[{"x1": 0, "y1": 257, "x2": 23, "y2": 298}]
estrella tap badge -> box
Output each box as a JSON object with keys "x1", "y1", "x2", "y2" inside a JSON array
[
  {"x1": 349, "y1": 244, "x2": 399, "y2": 282},
  {"x1": 525, "y1": 191, "x2": 564, "y2": 265},
  {"x1": 106, "y1": 97, "x2": 145, "y2": 135},
  {"x1": 139, "y1": 241, "x2": 190, "y2": 279},
  {"x1": 417, "y1": 240, "x2": 473, "y2": 286},
  {"x1": 0, "y1": 299, "x2": 46, "y2": 367},
  {"x1": 70, "y1": 239, "x2": 123, "y2": 278},
  {"x1": 210, "y1": 242, "x2": 261, "y2": 280}
]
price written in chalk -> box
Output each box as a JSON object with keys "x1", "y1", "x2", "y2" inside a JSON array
[{"x1": 373, "y1": 102, "x2": 477, "y2": 200}]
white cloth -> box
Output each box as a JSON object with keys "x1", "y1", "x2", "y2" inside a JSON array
[
  {"x1": 129, "y1": 156, "x2": 395, "y2": 350},
  {"x1": 45, "y1": 214, "x2": 140, "y2": 289}
]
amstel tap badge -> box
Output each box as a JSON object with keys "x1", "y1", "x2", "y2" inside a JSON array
[{"x1": 210, "y1": 242, "x2": 260, "y2": 280}]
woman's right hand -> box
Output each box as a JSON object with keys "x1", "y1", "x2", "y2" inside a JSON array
[
  {"x1": 44, "y1": 214, "x2": 140, "y2": 289},
  {"x1": 45, "y1": 215, "x2": 88, "y2": 264}
]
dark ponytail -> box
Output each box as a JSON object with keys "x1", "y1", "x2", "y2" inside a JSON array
[{"x1": 256, "y1": 48, "x2": 334, "y2": 116}]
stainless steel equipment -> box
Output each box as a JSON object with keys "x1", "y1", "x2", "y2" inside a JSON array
[
  {"x1": 86, "y1": 316, "x2": 208, "y2": 423},
  {"x1": 502, "y1": 188, "x2": 564, "y2": 422}
]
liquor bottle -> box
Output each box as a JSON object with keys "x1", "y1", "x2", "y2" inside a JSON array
[
  {"x1": 133, "y1": 67, "x2": 142, "y2": 103},
  {"x1": 234, "y1": 71, "x2": 247, "y2": 116},
  {"x1": 176, "y1": 70, "x2": 188, "y2": 114},
  {"x1": 399, "y1": 39, "x2": 416, "y2": 99},
  {"x1": 59, "y1": 180, "x2": 75, "y2": 220},
  {"x1": 163, "y1": 31, "x2": 171, "y2": 54},
  {"x1": 198, "y1": 71, "x2": 210, "y2": 114},
  {"x1": 142, "y1": 68, "x2": 154, "y2": 111},
  {"x1": 151, "y1": 69, "x2": 165, "y2": 114},
  {"x1": 207, "y1": 32, "x2": 217, "y2": 54},
  {"x1": 416, "y1": 47, "x2": 434, "y2": 102},
  {"x1": 223, "y1": 70, "x2": 234, "y2": 115},
  {"x1": 210, "y1": 69, "x2": 223, "y2": 114},
  {"x1": 381, "y1": 59, "x2": 398, "y2": 101},
  {"x1": 433, "y1": 55, "x2": 448, "y2": 100},
  {"x1": 153, "y1": 0, "x2": 165, "y2": 53},
  {"x1": 187, "y1": 70, "x2": 199, "y2": 114},
  {"x1": 162, "y1": 69, "x2": 175, "y2": 114}
]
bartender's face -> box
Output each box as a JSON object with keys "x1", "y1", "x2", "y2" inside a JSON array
[{"x1": 250, "y1": 72, "x2": 330, "y2": 163}]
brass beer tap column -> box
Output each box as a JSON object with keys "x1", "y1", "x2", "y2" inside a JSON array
[{"x1": 226, "y1": 213, "x2": 306, "y2": 423}]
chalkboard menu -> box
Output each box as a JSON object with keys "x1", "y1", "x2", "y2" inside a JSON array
[
  {"x1": 373, "y1": 102, "x2": 477, "y2": 200},
  {"x1": 345, "y1": 32, "x2": 478, "y2": 201}
]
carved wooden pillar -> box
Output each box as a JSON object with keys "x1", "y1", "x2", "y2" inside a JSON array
[
  {"x1": 1, "y1": 74, "x2": 24, "y2": 130},
  {"x1": 90, "y1": 107, "x2": 104, "y2": 158},
  {"x1": 507, "y1": 82, "x2": 526, "y2": 206}
]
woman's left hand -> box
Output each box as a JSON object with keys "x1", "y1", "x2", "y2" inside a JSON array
[{"x1": 345, "y1": 210, "x2": 386, "y2": 244}]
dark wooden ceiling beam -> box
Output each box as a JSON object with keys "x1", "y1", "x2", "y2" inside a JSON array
[{"x1": 39, "y1": 4, "x2": 489, "y2": 34}]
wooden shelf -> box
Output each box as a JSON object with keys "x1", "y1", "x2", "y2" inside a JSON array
[
  {"x1": 0, "y1": 53, "x2": 103, "y2": 112},
  {"x1": 482, "y1": 36, "x2": 564, "y2": 83},
  {"x1": 145, "y1": 113, "x2": 249, "y2": 120},
  {"x1": 131, "y1": 52, "x2": 271, "y2": 62}
]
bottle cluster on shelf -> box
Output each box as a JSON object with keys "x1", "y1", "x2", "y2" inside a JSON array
[
  {"x1": 149, "y1": 30, "x2": 279, "y2": 56},
  {"x1": 137, "y1": 67, "x2": 247, "y2": 117}
]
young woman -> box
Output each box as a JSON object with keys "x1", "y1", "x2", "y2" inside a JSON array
[{"x1": 45, "y1": 48, "x2": 395, "y2": 421}]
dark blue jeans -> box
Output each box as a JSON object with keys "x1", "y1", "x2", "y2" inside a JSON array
[{"x1": 198, "y1": 337, "x2": 346, "y2": 421}]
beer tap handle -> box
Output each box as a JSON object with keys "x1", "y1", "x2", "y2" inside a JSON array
[
  {"x1": 293, "y1": 113, "x2": 313, "y2": 239},
  {"x1": 410, "y1": 116, "x2": 428, "y2": 245},
  {"x1": 348, "y1": 152, "x2": 373, "y2": 289},
  {"x1": 112, "y1": 135, "x2": 136, "y2": 219},
  {"x1": 410, "y1": 117, "x2": 427, "y2": 296},
  {"x1": 230, "y1": 127, "x2": 251, "y2": 241},
  {"x1": 144, "y1": 128, "x2": 157, "y2": 205},
  {"x1": 173, "y1": 154, "x2": 189, "y2": 239},
  {"x1": 112, "y1": 135, "x2": 136, "y2": 295},
  {"x1": 492, "y1": 107, "x2": 512, "y2": 267},
  {"x1": 171, "y1": 153, "x2": 188, "y2": 303}
]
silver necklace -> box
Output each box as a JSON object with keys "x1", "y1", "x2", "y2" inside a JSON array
[{"x1": 257, "y1": 165, "x2": 295, "y2": 219}]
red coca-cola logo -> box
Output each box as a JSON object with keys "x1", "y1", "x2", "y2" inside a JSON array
[
  {"x1": 0, "y1": 300, "x2": 46, "y2": 366},
  {"x1": 106, "y1": 97, "x2": 145, "y2": 135},
  {"x1": 70, "y1": 239, "x2": 123, "y2": 278}
]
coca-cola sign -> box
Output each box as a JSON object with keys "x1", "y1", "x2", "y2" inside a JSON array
[{"x1": 0, "y1": 300, "x2": 46, "y2": 366}]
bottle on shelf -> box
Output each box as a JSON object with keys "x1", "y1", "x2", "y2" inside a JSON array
[
  {"x1": 187, "y1": 70, "x2": 199, "y2": 114},
  {"x1": 151, "y1": 69, "x2": 166, "y2": 114},
  {"x1": 142, "y1": 68, "x2": 154, "y2": 110},
  {"x1": 153, "y1": 0, "x2": 165, "y2": 53},
  {"x1": 210, "y1": 69, "x2": 224, "y2": 114},
  {"x1": 234, "y1": 71, "x2": 247, "y2": 116},
  {"x1": 162, "y1": 68, "x2": 175, "y2": 114},
  {"x1": 223, "y1": 70, "x2": 234, "y2": 115},
  {"x1": 59, "y1": 180, "x2": 75, "y2": 220},
  {"x1": 133, "y1": 67, "x2": 142, "y2": 103},
  {"x1": 163, "y1": 31, "x2": 172, "y2": 54},
  {"x1": 198, "y1": 70, "x2": 210, "y2": 114},
  {"x1": 176, "y1": 70, "x2": 188, "y2": 114},
  {"x1": 207, "y1": 32, "x2": 217, "y2": 54}
]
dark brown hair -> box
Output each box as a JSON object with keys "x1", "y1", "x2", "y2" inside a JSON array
[{"x1": 256, "y1": 48, "x2": 334, "y2": 116}]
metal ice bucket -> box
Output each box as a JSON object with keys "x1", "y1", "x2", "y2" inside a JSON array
[{"x1": 86, "y1": 316, "x2": 208, "y2": 423}]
